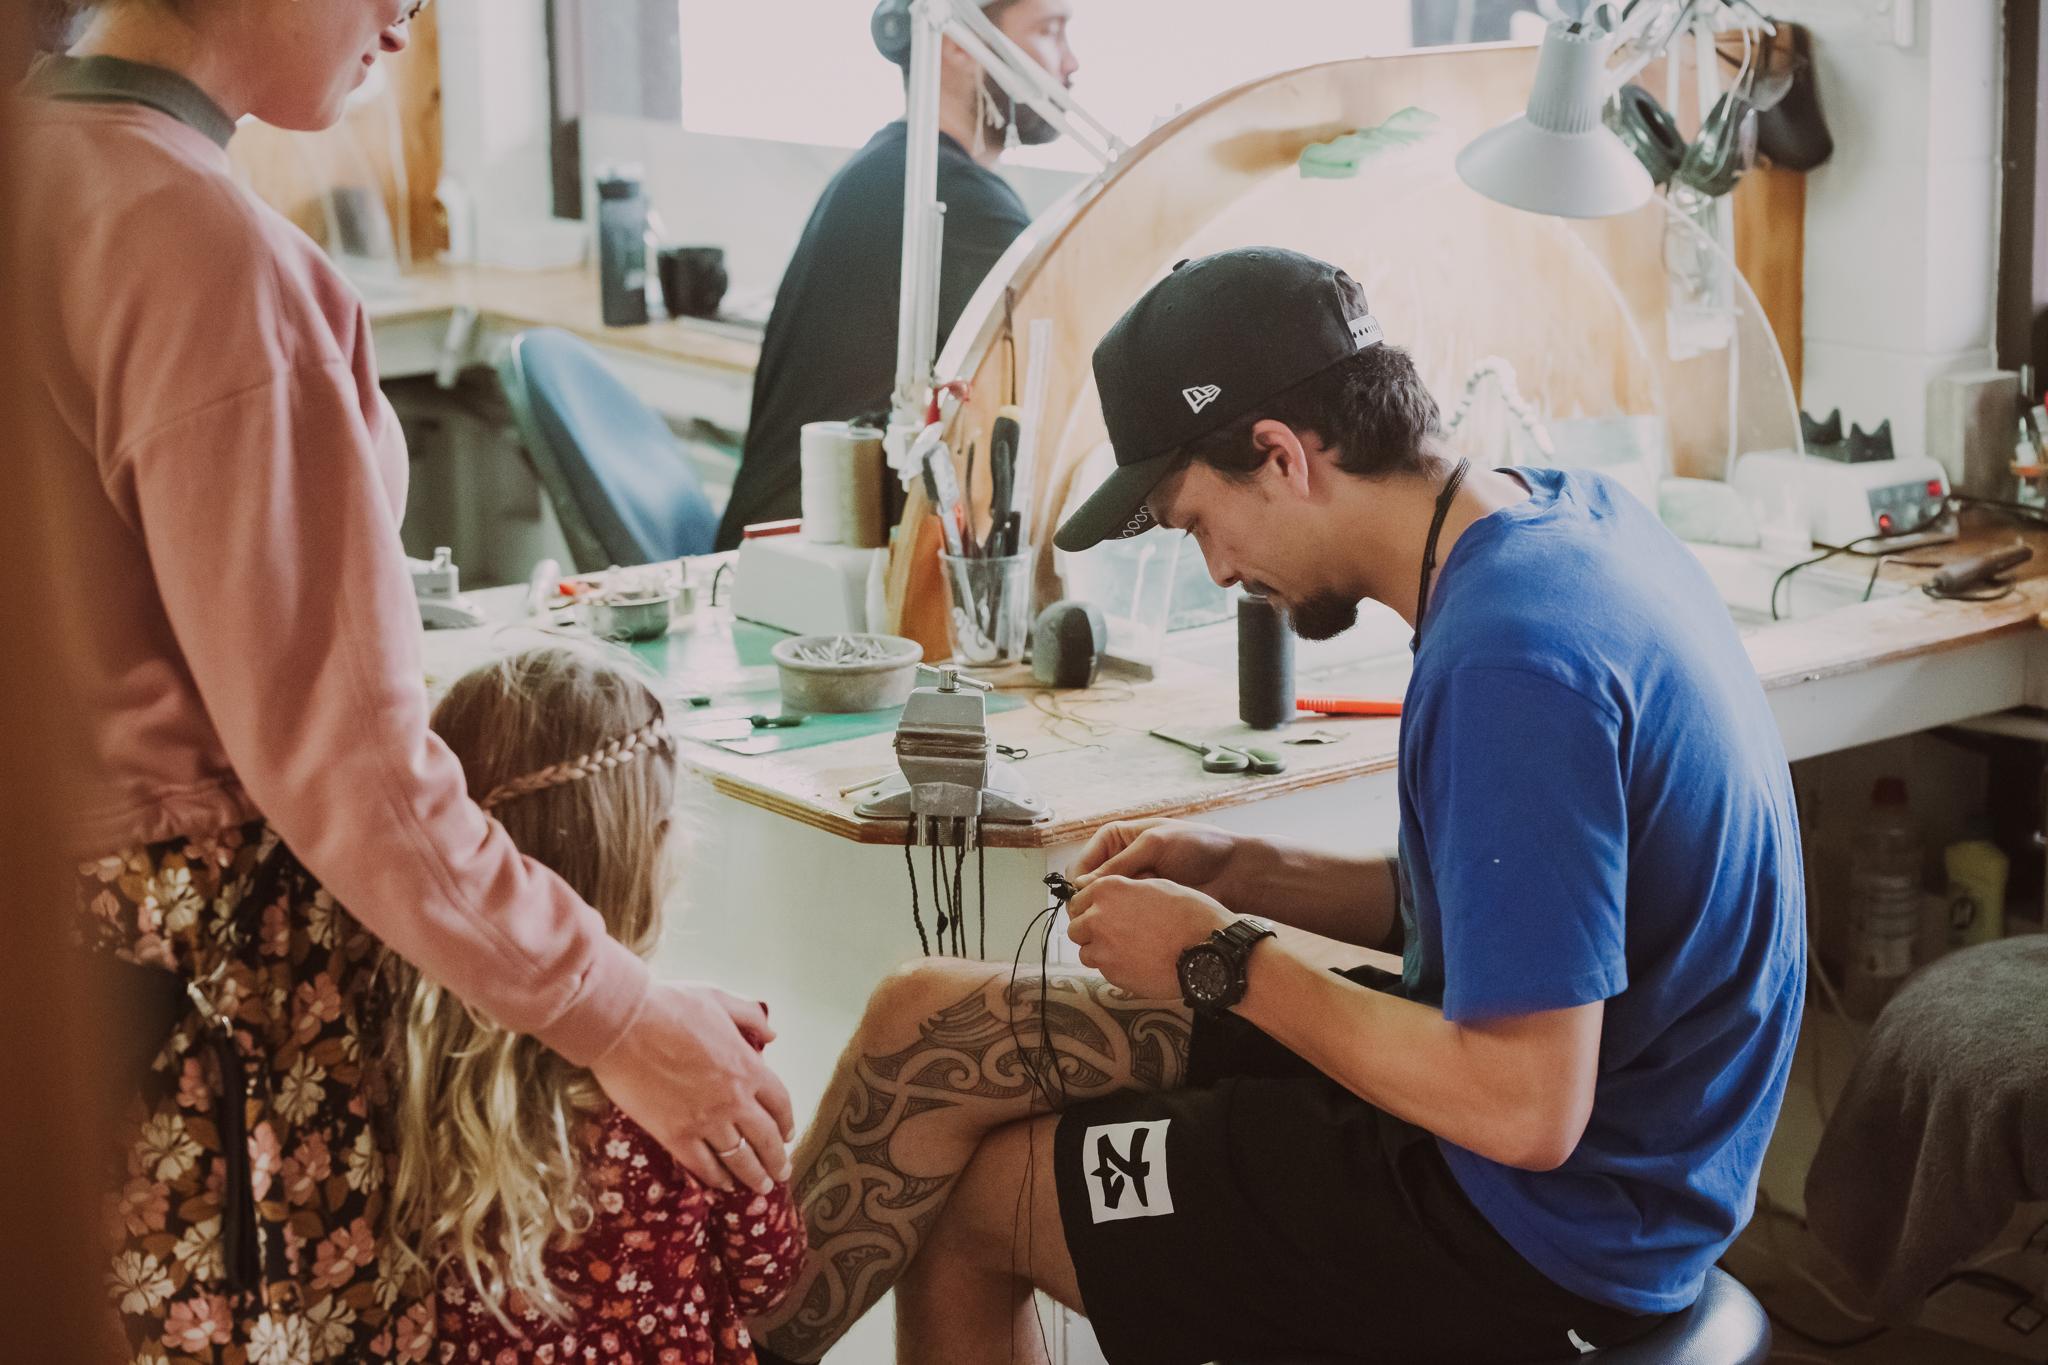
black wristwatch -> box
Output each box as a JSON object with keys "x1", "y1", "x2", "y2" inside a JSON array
[{"x1": 1176, "y1": 916, "x2": 1276, "y2": 1015}]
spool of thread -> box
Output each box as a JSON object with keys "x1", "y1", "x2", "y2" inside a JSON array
[
  {"x1": 799, "y1": 421, "x2": 887, "y2": 548},
  {"x1": 1237, "y1": 593, "x2": 1293, "y2": 730}
]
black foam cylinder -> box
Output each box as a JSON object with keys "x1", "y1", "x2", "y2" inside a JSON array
[{"x1": 1237, "y1": 594, "x2": 1293, "y2": 730}]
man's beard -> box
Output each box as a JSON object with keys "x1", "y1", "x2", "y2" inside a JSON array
[
  {"x1": 983, "y1": 74, "x2": 1061, "y2": 146},
  {"x1": 1285, "y1": 592, "x2": 1361, "y2": 642}
]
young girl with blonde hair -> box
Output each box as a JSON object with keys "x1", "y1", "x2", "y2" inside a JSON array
[{"x1": 387, "y1": 644, "x2": 803, "y2": 1363}]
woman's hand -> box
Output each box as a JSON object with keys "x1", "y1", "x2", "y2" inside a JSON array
[
  {"x1": 591, "y1": 982, "x2": 795, "y2": 1195},
  {"x1": 1070, "y1": 818, "x2": 1253, "y2": 904}
]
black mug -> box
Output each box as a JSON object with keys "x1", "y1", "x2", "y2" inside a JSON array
[{"x1": 657, "y1": 245, "x2": 729, "y2": 319}]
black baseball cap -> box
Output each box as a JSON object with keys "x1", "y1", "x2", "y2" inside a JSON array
[{"x1": 1054, "y1": 247, "x2": 1384, "y2": 553}]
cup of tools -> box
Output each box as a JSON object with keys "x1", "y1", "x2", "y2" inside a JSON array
[{"x1": 941, "y1": 550, "x2": 1031, "y2": 666}]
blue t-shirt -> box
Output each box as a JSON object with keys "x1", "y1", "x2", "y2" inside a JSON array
[{"x1": 1396, "y1": 468, "x2": 1805, "y2": 1314}]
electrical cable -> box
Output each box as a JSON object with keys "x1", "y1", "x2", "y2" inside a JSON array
[{"x1": 1763, "y1": 491, "x2": 2048, "y2": 620}]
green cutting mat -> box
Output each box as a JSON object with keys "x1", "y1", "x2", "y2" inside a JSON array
[{"x1": 634, "y1": 623, "x2": 1019, "y2": 756}]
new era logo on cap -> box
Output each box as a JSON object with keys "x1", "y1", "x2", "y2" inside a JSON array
[{"x1": 1057, "y1": 248, "x2": 1385, "y2": 554}]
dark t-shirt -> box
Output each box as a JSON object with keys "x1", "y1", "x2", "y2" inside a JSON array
[{"x1": 714, "y1": 121, "x2": 1031, "y2": 549}]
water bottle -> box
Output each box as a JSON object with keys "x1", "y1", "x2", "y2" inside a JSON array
[
  {"x1": 596, "y1": 166, "x2": 649, "y2": 327},
  {"x1": 1843, "y1": 777, "x2": 1923, "y2": 1019}
]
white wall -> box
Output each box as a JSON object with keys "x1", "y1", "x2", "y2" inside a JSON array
[
  {"x1": 1788, "y1": 0, "x2": 2005, "y2": 456},
  {"x1": 437, "y1": 0, "x2": 558, "y2": 248},
  {"x1": 441, "y1": 0, "x2": 1417, "y2": 303}
]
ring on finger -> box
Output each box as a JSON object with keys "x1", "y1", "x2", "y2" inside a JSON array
[{"x1": 715, "y1": 1137, "x2": 749, "y2": 1158}]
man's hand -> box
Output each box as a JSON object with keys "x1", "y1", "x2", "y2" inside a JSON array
[
  {"x1": 1070, "y1": 818, "x2": 1251, "y2": 904},
  {"x1": 591, "y1": 981, "x2": 796, "y2": 1196},
  {"x1": 1065, "y1": 874, "x2": 1232, "y2": 1000}
]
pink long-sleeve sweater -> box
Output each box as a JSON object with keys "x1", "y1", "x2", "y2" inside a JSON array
[{"x1": 19, "y1": 86, "x2": 651, "y2": 1067}]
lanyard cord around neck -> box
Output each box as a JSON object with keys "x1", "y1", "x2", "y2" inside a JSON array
[{"x1": 1411, "y1": 457, "x2": 1472, "y2": 649}]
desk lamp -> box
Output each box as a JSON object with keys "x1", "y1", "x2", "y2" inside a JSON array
[
  {"x1": 1456, "y1": 1, "x2": 1772, "y2": 220},
  {"x1": 884, "y1": 0, "x2": 1123, "y2": 481}
]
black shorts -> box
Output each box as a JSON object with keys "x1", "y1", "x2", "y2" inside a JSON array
[{"x1": 1052, "y1": 966, "x2": 1668, "y2": 1365}]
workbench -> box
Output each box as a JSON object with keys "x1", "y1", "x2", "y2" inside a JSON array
[{"x1": 365, "y1": 262, "x2": 760, "y2": 431}]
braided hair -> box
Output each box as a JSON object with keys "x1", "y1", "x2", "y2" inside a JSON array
[{"x1": 384, "y1": 642, "x2": 678, "y2": 1329}]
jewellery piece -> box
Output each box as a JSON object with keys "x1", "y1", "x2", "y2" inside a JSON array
[{"x1": 716, "y1": 1138, "x2": 749, "y2": 1158}]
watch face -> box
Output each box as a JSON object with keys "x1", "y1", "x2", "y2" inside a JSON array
[{"x1": 1181, "y1": 946, "x2": 1234, "y2": 1003}]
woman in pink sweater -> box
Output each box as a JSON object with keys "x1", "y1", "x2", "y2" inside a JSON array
[{"x1": 20, "y1": 3, "x2": 793, "y2": 1361}]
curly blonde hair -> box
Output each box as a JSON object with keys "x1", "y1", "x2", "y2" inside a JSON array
[{"x1": 383, "y1": 642, "x2": 677, "y2": 1328}]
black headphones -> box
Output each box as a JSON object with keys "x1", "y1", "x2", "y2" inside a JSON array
[{"x1": 871, "y1": 0, "x2": 915, "y2": 66}]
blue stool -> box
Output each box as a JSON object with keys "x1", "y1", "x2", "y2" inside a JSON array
[
  {"x1": 496, "y1": 328, "x2": 720, "y2": 572},
  {"x1": 1221, "y1": 1267, "x2": 1770, "y2": 1364}
]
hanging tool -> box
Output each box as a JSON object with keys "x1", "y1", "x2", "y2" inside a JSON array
[{"x1": 1149, "y1": 728, "x2": 1287, "y2": 775}]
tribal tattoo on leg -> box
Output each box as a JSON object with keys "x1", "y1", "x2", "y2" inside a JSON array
[{"x1": 754, "y1": 965, "x2": 1190, "y2": 1361}]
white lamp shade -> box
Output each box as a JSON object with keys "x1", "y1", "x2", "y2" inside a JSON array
[
  {"x1": 1456, "y1": 117, "x2": 1654, "y2": 219},
  {"x1": 1457, "y1": 18, "x2": 1655, "y2": 220}
]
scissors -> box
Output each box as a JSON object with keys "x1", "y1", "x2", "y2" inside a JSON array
[{"x1": 1149, "y1": 729, "x2": 1286, "y2": 775}]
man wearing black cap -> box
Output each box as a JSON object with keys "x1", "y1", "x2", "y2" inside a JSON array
[
  {"x1": 711, "y1": 0, "x2": 1078, "y2": 550},
  {"x1": 752, "y1": 247, "x2": 1803, "y2": 1365}
]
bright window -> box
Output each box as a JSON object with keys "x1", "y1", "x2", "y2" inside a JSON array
[{"x1": 678, "y1": 1, "x2": 1426, "y2": 169}]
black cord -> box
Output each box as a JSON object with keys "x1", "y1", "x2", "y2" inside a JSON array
[
  {"x1": 1006, "y1": 904, "x2": 1066, "y2": 1110},
  {"x1": 1923, "y1": 582, "x2": 2017, "y2": 603},
  {"x1": 978, "y1": 839, "x2": 988, "y2": 960},
  {"x1": 1769, "y1": 498, "x2": 1965, "y2": 621},
  {"x1": 905, "y1": 839, "x2": 930, "y2": 956},
  {"x1": 951, "y1": 837, "x2": 967, "y2": 956},
  {"x1": 931, "y1": 841, "x2": 947, "y2": 950},
  {"x1": 1951, "y1": 491, "x2": 2048, "y2": 528}
]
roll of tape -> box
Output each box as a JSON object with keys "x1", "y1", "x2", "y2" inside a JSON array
[{"x1": 800, "y1": 421, "x2": 887, "y2": 548}]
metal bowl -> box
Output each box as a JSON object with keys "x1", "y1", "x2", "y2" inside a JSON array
[
  {"x1": 588, "y1": 593, "x2": 676, "y2": 643},
  {"x1": 771, "y1": 633, "x2": 923, "y2": 713}
]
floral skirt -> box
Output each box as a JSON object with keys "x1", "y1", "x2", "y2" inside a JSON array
[{"x1": 79, "y1": 822, "x2": 431, "y2": 1364}]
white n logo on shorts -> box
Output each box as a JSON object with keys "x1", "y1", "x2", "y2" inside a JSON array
[
  {"x1": 1182, "y1": 385, "x2": 1221, "y2": 415},
  {"x1": 1083, "y1": 1120, "x2": 1173, "y2": 1223}
]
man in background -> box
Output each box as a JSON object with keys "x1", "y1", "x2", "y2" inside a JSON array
[{"x1": 712, "y1": 0, "x2": 1078, "y2": 549}]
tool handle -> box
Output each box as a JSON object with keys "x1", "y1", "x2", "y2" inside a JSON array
[
  {"x1": 1929, "y1": 544, "x2": 2033, "y2": 595},
  {"x1": 1296, "y1": 696, "x2": 1404, "y2": 717},
  {"x1": 990, "y1": 408, "x2": 1021, "y2": 526},
  {"x1": 918, "y1": 663, "x2": 993, "y2": 692}
]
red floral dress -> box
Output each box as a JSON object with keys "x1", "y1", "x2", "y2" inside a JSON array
[{"x1": 435, "y1": 1107, "x2": 805, "y2": 1364}]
